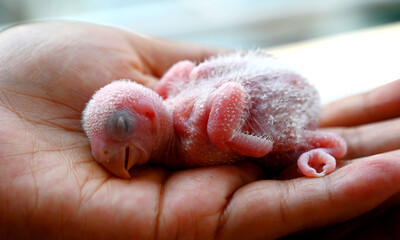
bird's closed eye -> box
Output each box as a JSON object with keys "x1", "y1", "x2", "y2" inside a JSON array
[{"x1": 107, "y1": 110, "x2": 136, "y2": 140}]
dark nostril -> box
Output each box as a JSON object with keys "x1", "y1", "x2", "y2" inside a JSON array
[{"x1": 124, "y1": 146, "x2": 130, "y2": 170}]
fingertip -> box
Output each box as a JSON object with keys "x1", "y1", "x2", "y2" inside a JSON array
[
  {"x1": 334, "y1": 151, "x2": 400, "y2": 199},
  {"x1": 320, "y1": 79, "x2": 400, "y2": 127}
]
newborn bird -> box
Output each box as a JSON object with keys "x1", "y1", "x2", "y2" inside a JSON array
[{"x1": 82, "y1": 51, "x2": 346, "y2": 179}]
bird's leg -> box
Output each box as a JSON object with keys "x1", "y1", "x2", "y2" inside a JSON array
[
  {"x1": 207, "y1": 82, "x2": 273, "y2": 158},
  {"x1": 156, "y1": 60, "x2": 194, "y2": 99}
]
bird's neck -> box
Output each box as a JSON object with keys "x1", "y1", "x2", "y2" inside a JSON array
[{"x1": 150, "y1": 101, "x2": 177, "y2": 162}]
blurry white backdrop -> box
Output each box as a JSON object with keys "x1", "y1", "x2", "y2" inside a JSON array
[
  {"x1": 1, "y1": 0, "x2": 400, "y2": 48},
  {"x1": 1, "y1": 0, "x2": 400, "y2": 103}
]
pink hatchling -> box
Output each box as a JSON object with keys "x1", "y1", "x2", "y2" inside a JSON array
[{"x1": 82, "y1": 51, "x2": 346, "y2": 179}]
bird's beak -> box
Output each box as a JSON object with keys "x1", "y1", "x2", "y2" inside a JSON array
[{"x1": 93, "y1": 145, "x2": 145, "y2": 179}]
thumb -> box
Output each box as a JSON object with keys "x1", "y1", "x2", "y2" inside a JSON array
[{"x1": 123, "y1": 30, "x2": 223, "y2": 78}]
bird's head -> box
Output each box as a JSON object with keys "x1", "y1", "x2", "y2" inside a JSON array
[{"x1": 82, "y1": 80, "x2": 172, "y2": 178}]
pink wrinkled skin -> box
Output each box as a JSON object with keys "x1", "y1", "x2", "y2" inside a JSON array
[{"x1": 82, "y1": 51, "x2": 346, "y2": 179}]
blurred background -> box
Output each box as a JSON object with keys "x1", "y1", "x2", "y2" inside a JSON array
[
  {"x1": 1, "y1": 0, "x2": 400, "y2": 48},
  {"x1": 1, "y1": 0, "x2": 400, "y2": 103}
]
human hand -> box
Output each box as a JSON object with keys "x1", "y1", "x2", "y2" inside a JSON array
[
  {"x1": 283, "y1": 80, "x2": 400, "y2": 239},
  {"x1": 1, "y1": 22, "x2": 400, "y2": 240},
  {"x1": 287, "y1": 79, "x2": 400, "y2": 239}
]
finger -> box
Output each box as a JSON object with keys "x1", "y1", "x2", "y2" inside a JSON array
[
  {"x1": 320, "y1": 79, "x2": 400, "y2": 127},
  {"x1": 156, "y1": 162, "x2": 264, "y2": 239},
  {"x1": 123, "y1": 68, "x2": 160, "y2": 90},
  {"x1": 324, "y1": 118, "x2": 400, "y2": 159},
  {"x1": 123, "y1": 30, "x2": 223, "y2": 78},
  {"x1": 217, "y1": 150, "x2": 400, "y2": 240}
]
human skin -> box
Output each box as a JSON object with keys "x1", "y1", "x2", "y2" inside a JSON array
[{"x1": 0, "y1": 22, "x2": 400, "y2": 240}]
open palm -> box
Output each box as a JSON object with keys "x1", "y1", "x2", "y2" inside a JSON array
[{"x1": 1, "y1": 22, "x2": 400, "y2": 240}]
